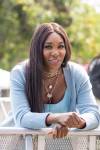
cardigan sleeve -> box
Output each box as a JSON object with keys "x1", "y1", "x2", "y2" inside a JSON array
[
  {"x1": 10, "y1": 64, "x2": 51, "y2": 129},
  {"x1": 73, "y1": 63, "x2": 100, "y2": 130}
]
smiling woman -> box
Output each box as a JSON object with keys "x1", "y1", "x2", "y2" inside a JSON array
[{"x1": 6, "y1": 22, "x2": 100, "y2": 138}]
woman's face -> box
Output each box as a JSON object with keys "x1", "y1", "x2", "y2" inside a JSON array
[{"x1": 43, "y1": 32, "x2": 66, "y2": 72}]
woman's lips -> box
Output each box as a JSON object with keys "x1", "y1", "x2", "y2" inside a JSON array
[{"x1": 48, "y1": 59, "x2": 60, "y2": 64}]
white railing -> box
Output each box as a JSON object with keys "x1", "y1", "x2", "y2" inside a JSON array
[
  {"x1": 0, "y1": 127, "x2": 100, "y2": 150},
  {"x1": 0, "y1": 96, "x2": 100, "y2": 150},
  {"x1": 0, "y1": 97, "x2": 10, "y2": 122}
]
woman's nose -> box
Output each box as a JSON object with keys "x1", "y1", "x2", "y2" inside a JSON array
[{"x1": 51, "y1": 49, "x2": 59, "y2": 57}]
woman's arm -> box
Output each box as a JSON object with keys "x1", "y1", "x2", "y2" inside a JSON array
[
  {"x1": 46, "y1": 112, "x2": 86, "y2": 128},
  {"x1": 10, "y1": 65, "x2": 52, "y2": 129},
  {"x1": 74, "y1": 64, "x2": 100, "y2": 130}
]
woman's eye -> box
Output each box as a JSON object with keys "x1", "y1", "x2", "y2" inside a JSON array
[
  {"x1": 58, "y1": 45, "x2": 65, "y2": 49},
  {"x1": 44, "y1": 45, "x2": 52, "y2": 49}
]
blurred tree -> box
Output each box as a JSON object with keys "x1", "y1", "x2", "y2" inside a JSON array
[
  {"x1": 68, "y1": 3, "x2": 100, "y2": 63},
  {"x1": 0, "y1": 0, "x2": 100, "y2": 70}
]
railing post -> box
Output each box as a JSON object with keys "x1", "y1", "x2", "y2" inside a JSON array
[
  {"x1": 89, "y1": 136, "x2": 96, "y2": 150},
  {"x1": 38, "y1": 135, "x2": 45, "y2": 150},
  {"x1": 0, "y1": 99, "x2": 8, "y2": 118},
  {"x1": 25, "y1": 135, "x2": 33, "y2": 150}
]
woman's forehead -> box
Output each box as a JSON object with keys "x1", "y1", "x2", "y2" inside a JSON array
[{"x1": 45, "y1": 32, "x2": 64, "y2": 44}]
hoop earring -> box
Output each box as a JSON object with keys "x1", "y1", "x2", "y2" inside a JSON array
[
  {"x1": 61, "y1": 61, "x2": 65, "y2": 67},
  {"x1": 61, "y1": 56, "x2": 67, "y2": 67}
]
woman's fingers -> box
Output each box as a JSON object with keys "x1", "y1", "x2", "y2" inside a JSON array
[
  {"x1": 69, "y1": 113, "x2": 80, "y2": 128},
  {"x1": 48, "y1": 125, "x2": 69, "y2": 139},
  {"x1": 60, "y1": 126, "x2": 69, "y2": 138},
  {"x1": 70, "y1": 113, "x2": 86, "y2": 128},
  {"x1": 53, "y1": 125, "x2": 69, "y2": 138},
  {"x1": 73, "y1": 113, "x2": 86, "y2": 127},
  {"x1": 65, "y1": 112, "x2": 85, "y2": 128}
]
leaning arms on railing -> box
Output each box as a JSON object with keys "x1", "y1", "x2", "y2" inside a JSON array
[{"x1": 0, "y1": 127, "x2": 100, "y2": 150}]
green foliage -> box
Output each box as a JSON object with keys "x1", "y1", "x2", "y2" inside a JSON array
[
  {"x1": 0, "y1": 0, "x2": 100, "y2": 70},
  {"x1": 68, "y1": 3, "x2": 100, "y2": 63}
]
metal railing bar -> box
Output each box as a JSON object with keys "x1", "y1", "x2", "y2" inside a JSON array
[
  {"x1": 38, "y1": 135, "x2": 45, "y2": 150},
  {"x1": 89, "y1": 136, "x2": 96, "y2": 150},
  {"x1": 25, "y1": 135, "x2": 33, "y2": 150}
]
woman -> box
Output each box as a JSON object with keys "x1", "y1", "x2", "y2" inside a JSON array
[
  {"x1": 88, "y1": 55, "x2": 100, "y2": 100},
  {"x1": 10, "y1": 22, "x2": 100, "y2": 138}
]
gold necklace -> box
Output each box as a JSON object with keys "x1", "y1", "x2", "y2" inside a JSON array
[
  {"x1": 42, "y1": 68, "x2": 62, "y2": 79},
  {"x1": 43, "y1": 70, "x2": 59, "y2": 78},
  {"x1": 43, "y1": 72, "x2": 59, "y2": 103}
]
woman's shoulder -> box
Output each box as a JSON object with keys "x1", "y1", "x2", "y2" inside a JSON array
[
  {"x1": 68, "y1": 61, "x2": 83, "y2": 68},
  {"x1": 11, "y1": 59, "x2": 29, "y2": 72},
  {"x1": 66, "y1": 61, "x2": 85, "y2": 72},
  {"x1": 10, "y1": 59, "x2": 29, "y2": 81},
  {"x1": 65, "y1": 61, "x2": 89, "y2": 81}
]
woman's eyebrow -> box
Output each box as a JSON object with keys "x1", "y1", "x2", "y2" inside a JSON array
[
  {"x1": 44, "y1": 42, "x2": 52, "y2": 45},
  {"x1": 45, "y1": 41, "x2": 64, "y2": 45}
]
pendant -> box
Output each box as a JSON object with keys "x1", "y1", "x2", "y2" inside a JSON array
[
  {"x1": 47, "y1": 93, "x2": 52, "y2": 99},
  {"x1": 48, "y1": 85, "x2": 53, "y2": 89}
]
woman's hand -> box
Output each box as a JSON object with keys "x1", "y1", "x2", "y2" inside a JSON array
[
  {"x1": 47, "y1": 112, "x2": 86, "y2": 129},
  {"x1": 56, "y1": 112, "x2": 86, "y2": 129},
  {"x1": 48, "y1": 124, "x2": 69, "y2": 138}
]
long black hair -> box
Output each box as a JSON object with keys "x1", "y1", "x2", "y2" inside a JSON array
[{"x1": 25, "y1": 22, "x2": 71, "y2": 112}]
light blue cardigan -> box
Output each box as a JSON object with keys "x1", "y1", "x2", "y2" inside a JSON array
[{"x1": 9, "y1": 60, "x2": 100, "y2": 130}]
